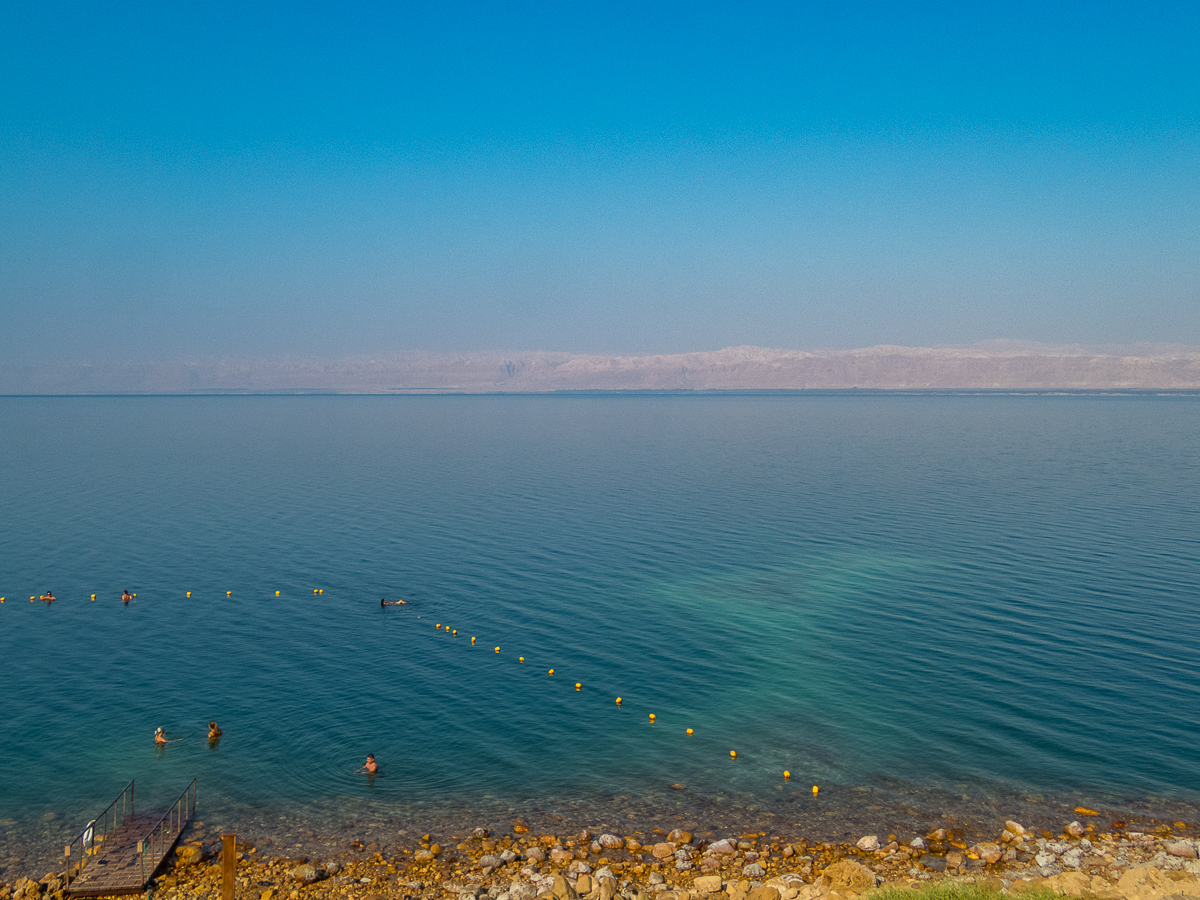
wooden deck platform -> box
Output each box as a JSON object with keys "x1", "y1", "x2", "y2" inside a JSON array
[
  {"x1": 63, "y1": 779, "x2": 196, "y2": 898},
  {"x1": 63, "y1": 813, "x2": 182, "y2": 897}
]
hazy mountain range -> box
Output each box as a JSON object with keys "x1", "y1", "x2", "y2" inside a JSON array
[{"x1": 4, "y1": 344, "x2": 1200, "y2": 394}]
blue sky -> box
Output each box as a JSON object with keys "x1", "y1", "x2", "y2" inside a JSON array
[{"x1": 2, "y1": 0, "x2": 1198, "y2": 358}]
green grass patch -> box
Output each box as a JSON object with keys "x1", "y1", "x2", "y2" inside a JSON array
[{"x1": 868, "y1": 883, "x2": 1060, "y2": 900}]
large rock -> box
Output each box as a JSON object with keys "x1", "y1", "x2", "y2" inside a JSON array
[
  {"x1": 551, "y1": 875, "x2": 577, "y2": 900},
  {"x1": 481, "y1": 855, "x2": 503, "y2": 869},
  {"x1": 1168, "y1": 842, "x2": 1200, "y2": 860},
  {"x1": 1065, "y1": 822, "x2": 1085, "y2": 838},
  {"x1": 525, "y1": 848, "x2": 547, "y2": 862},
  {"x1": 1005, "y1": 821, "x2": 1027, "y2": 836},
  {"x1": 709, "y1": 840, "x2": 737, "y2": 856},
  {"x1": 289, "y1": 864, "x2": 319, "y2": 884},
  {"x1": 693, "y1": 876, "x2": 723, "y2": 893},
  {"x1": 509, "y1": 884, "x2": 538, "y2": 900},
  {"x1": 598, "y1": 835, "x2": 623, "y2": 850},
  {"x1": 742, "y1": 864, "x2": 765, "y2": 878},
  {"x1": 598, "y1": 876, "x2": 618, "y2": 900},
  {"x1": 855, "y1": 836, "x2": 879, "y2": 852},
  {"x1": 501, "y1": 850, "x2": 520, "y2": 863},
  {"x1": 575, "y1": 875, "x2": 593, "y2": 895},
  {"x1": 1110, "y1": 865, "x2": 1191, "y2": 900},
  {"x1": 668, "y1": 831, "x2": 693, "y2": 845},
  {"x1": 1061, "y1": 848, "x2": 1084, "y2": 869},
  {"x1": 551, "y1": 849, "x2": 574, "y2": 863},
  {"x1": 652, "y1": 843, "x2": 677, "y2": 859},
  {"x1": 568, "y1": 861, "x2": 592, "y2": 875},
  {"x1": 175, "y1": 843, "x2": 205, "y2": 865},
  {"x1": 1040, "y1": 872, "x2": 1115, "y2": 898},
  {"x1": 820, "y1": 860, "x2": 875, "y2": 896}
]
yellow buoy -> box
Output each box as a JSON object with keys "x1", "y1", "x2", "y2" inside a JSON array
[
  {"x1": 452, "y1": 630, "x2": 457, "y2": 636},
  {"x1": 226, "y1": 591, "x2": 231, "y2": 596},
  {"x1": 133, "y1": 593, "x2": 136, "y2": 597},
  {"x1": 495, "y1": 647, "x2": 500, "y2": 653},
  {"x1": 318, "y1": 589, "x2": 323, "y2": 594},
  {"x1": 186, "y1": 591, "x2": 191, "y2": 597},
  {"x1": 275, "y1": 590, "x2": 280, "y2": 596},
  {"x1": 615, "y1": 697, "x2": 622, "y2": 704},
  {"x1": 31, "y1": 596, "x2": 35, "y2": 601},
  {"x1": 91, "y1": 594, "x2": 96, "y2": 600},
  {"x1": 548, "y1": 668, "x2": 554, "y2": 675},
  {"x1": 784, "y1": 770, "x2": 791, "y2": 780},
  {"x1": 519, "y1": 657, "x2": 525, "y2": 663},
  {"x1": 1, "y1": 597, "x2": 5, "y2": 603},
  {"x1": 649, "y1": 713, "x2": 656, "y2": 721},
  {"x1": 686, "y1": 728, "x2": 693, "y2": 735},
  {"x1": 730, "y1": 750, "x2": 737, "y2": 758},
  {"x1": 471, "y1": 637, "x2": 476, "y2": 644},
  {"x1": 575, "y1": 683, "x2": 581, "y2": 691},
  {"x1": 812, "y1": 785, "x2": 819, "y2": 795},
  {"x1": 314, "y1": 589, "x2": 319, "y2": 594},
  {"x1": 436, "y1": 624, "x2": 441, "y2": 629}
]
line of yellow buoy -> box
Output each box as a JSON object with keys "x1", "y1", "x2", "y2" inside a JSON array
[{"x1": 421, "y1": 615, "x2": 814, "y2": 788}]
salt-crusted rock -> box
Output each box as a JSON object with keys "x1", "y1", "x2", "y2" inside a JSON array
[
  {"x1": 855, "y1": 836, "x2": 879, "y2": 852},
  {"x1": 567, "y1": 861, "x2": 591, "y2": 875},
  {"x1": 647, "y1": 873, "x2": 664, "y2": 886},
  {"x1": 481, "y1": 855, "x2": 503, "y2": 869},
  {"x1": 1036, "y1": 852, "x2": 1057, "y2": 868},
  {"x1": 709, "y1": 840, "x2": 737, "y2": 856},
  {"x1": 743, "y1": 863, "x2": 765, "y2": 878},
  {"x1": 909, "y1": 838, "x2": 926, "y2": 851},
  {"x1": 524, "y1": 848, "x2": 546, "y2": 862},
  {"x1": 289, "y1": 864, "x2": 319, "y2": 884},
  {"x1": 1168, "y1": 842, "x2": 1200, "y2": 860},
  {"x1": 1061, "y1": 848, "x2": 1084, "y2": 869},
  {"x1": 501, "y1": 850, "x2": 519, "y2": 863},
  {"x1": 550, "y1": 849, "x2": 574, "y2": 863},
  {"x1": 676, "y1": 860, "x2": 693, "y2": 872},
  {"x1": 598, "y1": 834, "x2": 623, "y2": 850},
  {"x1": 1065, "y1": 822, "x2": 1085, "y2": 838},
  {"x1": 1006, "y1": 821, "x2": 1027, "y2": 836},
  {"x1": 508, "y1": 883, "x2": 538, "y2": 900},
  {"x1": 668, "y1": 830, "x2": 693, "y2": 844}
]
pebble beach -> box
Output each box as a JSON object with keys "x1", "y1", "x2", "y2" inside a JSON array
[{"x1": 7, "y1": 809, "x2": 1200, "y2": 900}]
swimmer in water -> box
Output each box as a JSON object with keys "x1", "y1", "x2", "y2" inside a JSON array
[
  {"x1": 357, "y1": 754, "x2": 378, "y2": 774},
  {"x1": 154, "y1": 727, "x2": 181, "y2": 745},
  {"x1": 380, "y1": 598, "x2": 406, "y2": 607},
  {"x1": 207, "y1": 721, "x2": 223, "y2": 740},
  {"x1": 41, "y1": 592, "x2": 56, "y2": 603},
  {"x1": 122, "y1": 590, "x2": 132, "y2": 605}
]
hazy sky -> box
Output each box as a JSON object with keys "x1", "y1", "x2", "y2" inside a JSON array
[{"x1": 2, "y1": 0, "x2": 1198, "y2": 359}]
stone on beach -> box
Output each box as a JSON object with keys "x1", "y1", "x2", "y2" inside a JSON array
[
  {"x1": 854, "y1": 836, "x2": 879, "y2": 852},
  {"x1": 820, "y1": 859, "x2": 875, "y2": 895}
]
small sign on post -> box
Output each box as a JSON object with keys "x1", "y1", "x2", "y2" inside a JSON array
[{"x1": 222, "y1": 834, "x2": 236, "y2": 900}]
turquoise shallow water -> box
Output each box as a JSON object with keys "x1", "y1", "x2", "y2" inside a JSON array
[{"x1": 1, "y1": 394, "x2": 1199, "y2": 870}]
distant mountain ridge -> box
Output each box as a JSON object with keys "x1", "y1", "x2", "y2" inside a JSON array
[{"x1": 4, "y1": 344, "x2": 1200, "y2": 393}]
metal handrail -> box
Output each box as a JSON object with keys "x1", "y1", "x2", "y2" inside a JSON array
[
  {"x1": 63, "y1": 780, "x2": 135, "y2": 888},
  {"x1": 137, "y1": 779, "x2": 197, "y2": 886}
]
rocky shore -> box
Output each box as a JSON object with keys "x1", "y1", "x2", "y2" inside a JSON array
[{"x1": 6, "y1": 814, "x2": 1200, "y2": 900}]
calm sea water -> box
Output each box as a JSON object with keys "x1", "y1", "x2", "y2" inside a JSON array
[{"x1": 1, "y1": 394, "x2": 1198, "y2": 870}]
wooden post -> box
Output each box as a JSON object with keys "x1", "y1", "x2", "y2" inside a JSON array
[{"x1": 222, "y1": 834, "x2": 236, "y2": 900}]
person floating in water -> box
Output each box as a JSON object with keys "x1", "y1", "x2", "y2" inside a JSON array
[
  {"x1": 208, "y1": 721, "x2": 223, "y2": 741},
  {"x1": 357, "y1": 754, "x2": 378, "y2": 774},
  {"x1": 380, "y1": 598, "x2": 406, "y2": 607},
  {"x1": 154, "y1": 727, "x2": 181, "y2": 745},
  {"x1": 122, "y1": 590, "x2": 132, "y2": 605},
  {"x1": 40, "y1": 591, "x2": 56, "y2": 603}
]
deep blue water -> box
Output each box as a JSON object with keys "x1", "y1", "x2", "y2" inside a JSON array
[{"x1": 1, "y1": 394, "x2": 1198, "y2": 861}]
